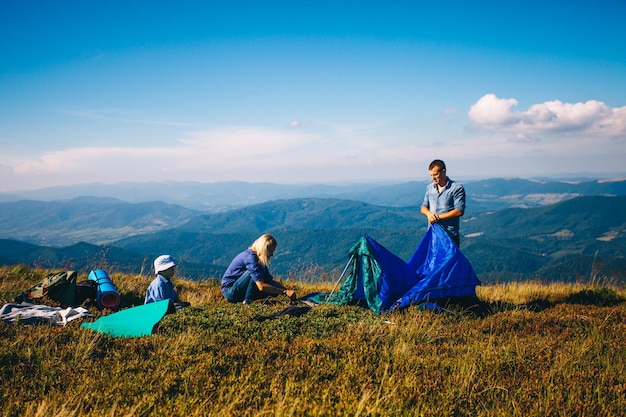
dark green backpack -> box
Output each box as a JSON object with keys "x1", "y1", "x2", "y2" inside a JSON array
[{"x1": 15, "y1": 271, "x2": 78, "y2": 306}]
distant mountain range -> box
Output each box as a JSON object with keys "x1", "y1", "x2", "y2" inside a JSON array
[
  {"x1": 0, "y1": 178, "x2": 625, "y2": 284},
  {"x1": 2, "y1": 177, "x2": 625, "y2": 211}
]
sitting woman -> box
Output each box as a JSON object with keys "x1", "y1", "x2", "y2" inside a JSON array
[{"x1": 221, "y1": 234, "x2": 296, "y2": 304}]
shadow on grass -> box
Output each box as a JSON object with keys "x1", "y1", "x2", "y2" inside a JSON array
[
  {"x1": 119, "y1": 290, "x2": 145, "y2": 308},
  {"x1": 429, "y1": 288, "x2": 625, "y2": 319},
  {"x1": 564, "y1": 287, "x2": 624, "y2": 307}
]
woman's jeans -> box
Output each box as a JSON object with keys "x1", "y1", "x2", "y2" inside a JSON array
[{"x1": 222, "y1": 272, "x2": 261, "y2": 303}]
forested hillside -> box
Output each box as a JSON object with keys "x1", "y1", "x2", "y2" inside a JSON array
[
  {"x1": 111, "y1": 196, "x2": 626, "y2": 283},
  {"x1": 0, "y1": 180, "x2": 625, "y2": 284},
  {"x1": 0, "y1": 197, "x2": 200, "y2": 246},
  {"x1": 462, "y1": 195, "x2": 626, "y2": 281}
]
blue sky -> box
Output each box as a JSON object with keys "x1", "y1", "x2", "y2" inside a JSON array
[{"x1": 1, "y1": 0, "x2": 625, "y2": 191}]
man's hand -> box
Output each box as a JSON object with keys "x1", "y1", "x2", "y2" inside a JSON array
[{"x1": 427, "y1": 212, "x2": 439, "y2": 224}]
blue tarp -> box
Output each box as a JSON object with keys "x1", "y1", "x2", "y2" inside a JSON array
[
  {"x1": 393, "y1": 224, "x2": 481, "y2": 310},
  {"x1": 328, "y1": 225, "x2": 480, "y2": 314}
]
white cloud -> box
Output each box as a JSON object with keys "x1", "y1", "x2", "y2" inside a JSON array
[
  {"x1": 179, "y1": 126, "x2": 319, "y2": 161},
  {"x1": 4, "y1": 124, "x2": 434, "y2": 188},
  {"x1": 2, "y1": 107, "x2": 625, "y2": 192},
  {"x1": 468, "y1": 94, "x2": 519, "y2": 125},
  {"x1": 468, "y1": 94, "x2": 626, "y2": 137}
]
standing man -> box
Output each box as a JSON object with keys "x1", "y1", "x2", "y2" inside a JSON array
[{"x1": 420, "y1": 159, "x2": 466, "y2": 246}]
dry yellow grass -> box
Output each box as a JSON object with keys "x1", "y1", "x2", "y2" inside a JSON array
[
  {"x1": 1, "y1": 266, "x2": 625, "y2": 416},
  {"x1": 477, "y1": 280, "x2": 626, "y2": 305}
]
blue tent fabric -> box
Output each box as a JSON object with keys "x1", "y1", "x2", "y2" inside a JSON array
[
  {"x1": 327, "y1": 225, "x2": 480, "y2": 314},
  {"x1": 393, "y1": 225, "x2": 481, "y2": 310}
]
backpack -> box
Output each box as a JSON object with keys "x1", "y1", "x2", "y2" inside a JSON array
[
  {"x1": 14, "y1": 271, "x2": 78, "y2": 306},
  {"x1": 76, "y1": 279, "x2": 98, "y2": 304}
]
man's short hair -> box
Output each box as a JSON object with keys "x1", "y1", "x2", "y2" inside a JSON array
[{"x1": 428, "y1": 159, "x2": 446, "y2": 171}]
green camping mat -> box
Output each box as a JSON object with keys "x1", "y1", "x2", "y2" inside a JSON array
[{"x1": 80, "y1": 300, "x2": 172, "y2": 338}]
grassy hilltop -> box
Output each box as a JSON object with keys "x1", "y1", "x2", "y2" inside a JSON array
[{"x1": 1, "y1": 266, "x2": 626, "y2": 416}]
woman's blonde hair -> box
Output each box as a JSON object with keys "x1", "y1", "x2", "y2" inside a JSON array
[{"x1": 249, "y1": 234, "x2": 277, "y2": 267}]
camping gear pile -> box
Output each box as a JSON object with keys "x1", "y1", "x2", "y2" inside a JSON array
[
  {"x1": 3, "y1": 268, "x2": 176, "y2": 337},
  {"x1": 11, "y1": 269, "x2": 120, "y2": 310}
]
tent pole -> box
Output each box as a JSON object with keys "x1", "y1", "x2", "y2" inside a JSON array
[{"x1": 327, "y1": 253, "x2": 355, "y2": 300}]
